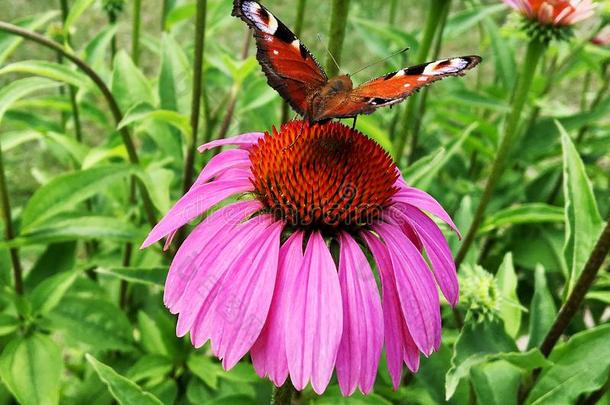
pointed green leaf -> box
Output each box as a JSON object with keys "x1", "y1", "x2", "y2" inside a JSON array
[
  {"x1": 496, "y1": 253, "x2": 523, "y2": 338},
  {"x1": 0, "y1": 334, "x2": 62, "y2": 405},
  {"x1": 187, "y1": 355, "x2": 221, "y2": 389},
  {"x1": 0, "y1": 314, "x2": 19, "y2": 336},
  {"x1": 0, "y1": 77, "x2": 59, "y2": 124},
  {"x1": 0, "y1": 12, "x2": 58, "y2": 65},
  {"x1": 0, "y1": 61, "x2": 95, "y2": 92},
  {"x1": 86, "y1": 354, "x2": 163, "y2": 405},
  {"x1": 559, "y1": 123, "x2": 604, "y2": 294},
  {"x1": 528, "y1": 265, "x2": 557, "y2": 349},
  {"x1": 29, "y1": 271, "x2": 77, "y2": 316},
  {"x1": 119, "y1": 102, "x2": 191, "y2": 141},
  {"x1": 471, "y1": 361, "x2": 521, "y2": 405},
  {"x1": 111, "y1": 51, "x2": 155, "y2": 112},
  {"x1": 95, "y1": 266, "x2": 166, "y2": 287},
  {"x1": 480, "y1": 204, "x2": 564, "y2": 234},
  {"x1": 63, "y1": 0, "x2": 96, "y2": 34}
]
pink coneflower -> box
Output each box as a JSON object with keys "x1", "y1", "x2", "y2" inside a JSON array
[
  {"x1": 503, "y1": 0, "x2": 596, "y2": 26},
  {"x1": 142, "y1": 121, "x2": 460, "y2": 395},
  {"x1": 592, "y1": 25, "x2": 610, "y2": 45}
]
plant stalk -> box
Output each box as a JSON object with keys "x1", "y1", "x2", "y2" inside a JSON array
[
  {"x1": 0, "y1": 147, "x2": 23, "y2": 295},
  {"x1": 132, "y1": 0, "x2": 142, "y2": 65},
  {"x1": 394, "y1": 0, "x2": 446, "y2": 161},
  {"x1": 270, "y1": 381, "x2": 295, "y2": 405},
  {"x1": 182, "y1": 0, "x2": 207, "y2": 194},
  {"x1": 455, "y1": 38, "x2": 547, "y2": 268},
  {"x1": 325, "y1": 0, "x2": 351, "y2": 77}
]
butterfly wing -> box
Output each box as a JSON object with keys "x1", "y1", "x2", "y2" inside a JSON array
[
  {"x1": 232, "y1": 0, "x2": 327, "y2": 116},
  {"x1": 313, "y1": 56, "x2": 481, "y2": 121}
]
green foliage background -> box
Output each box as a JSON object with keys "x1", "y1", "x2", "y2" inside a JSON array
[{"x1": 0, "y1": 0, "x2": 608, "y2": 404}]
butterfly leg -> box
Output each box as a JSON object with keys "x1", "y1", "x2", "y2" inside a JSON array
[
  {"x1": 352, "y1": 116, "x2": 358, "y2": 130},
  {"x1": 283, "y1": 120, "x2": 307, "y2": 151}
]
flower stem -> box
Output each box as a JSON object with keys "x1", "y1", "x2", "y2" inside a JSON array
[
  {"x1": 281, "y1": 0, "x2": 307, "y2": 123},
  {"x1": 539, "y1": 215, "x2": 610, "y2": 357},
  {"x1": 0, "y1": 147, "x2": 23, "y2": 295},
  {"x1": 182, "y1": 0, "x2": 207, "y2": 194},
  {"x1": 406, "y1": 0, "x2": 452, "y2": 164},
  {"x1": 132, "y1": 0, "x2": 142, "y2": 66},
  {"x1": 455, "y1": 38, "x2": 547, "y2": 268},
  {"x1": 394, "y1": 0, "x2": 447, "y2": 161},
  {"x1": 325, "y1": 0, "x2": 351, "y2": 77},
  {"x1": 0, "y1": 22, "x2": 159, "y2": 231},
  {"x1": 59, "y1": 0, "x2": 84, "y2": 143},
  {"x1": 270, "y1": 382, "x2": 294, "y2": 405}
]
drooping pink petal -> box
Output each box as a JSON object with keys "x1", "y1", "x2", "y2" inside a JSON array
[
  {"x1": 251, "y1": 231, "x2": 305, "y2": 386},
  {"x1": 163, "y1": 200, "x2": 261, "y2": 309},
  {"x1": 335, "y1": 232, "x2": 383, "y2": 395},
  {"x1": 141, "y1": 178, "x2": 254, "y2": 248},
  {"x1": 197, "y1": 132, "x2": 264, "y2": 152},
  {"x1": 391, "y1": 187, "x2": 460, "y2": 237},
  {"x1": 362, "y1": 231, "x2": 419, "y2": 389},
  {"x1": 194, "y1": 149, "x2": 251, "y2": 185},
  {"x1": 374, "y1": 223, "x2": 441, "y2": 356},
  {"x1": 174, "y1": 215, "x2": 273, "y2": 336},
  {"x1": 388, "y1": 205, "x2": 459, "y2": 306},
  {"x1": 206, "y1": 221, "x2": 284, "y2": 369},
  {"x1": 286, "y1": 231, "x2": 343, "y2": 395}
]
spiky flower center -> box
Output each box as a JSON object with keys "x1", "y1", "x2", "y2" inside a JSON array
[{"x1": 249, "y1": 121, "x2": 398, "y2": 231}]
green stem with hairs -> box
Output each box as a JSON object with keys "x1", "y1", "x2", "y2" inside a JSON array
[
  {"x1": 406, "y1": 0, "x2": 452, "y2": 164},
  {"x1": 0, "y1": 147, "x2": 23, "y2": 295},
  {"x1": 270, "y1": 381, "x2": 295, "y2": 405},
  {"x1": 0, "y1": 22, "x2": 159, "y2": 232},
  {"x1": 182, "y1": 0, "x2": 207, "y2": 194},
  {"x1": 132, "y1": 0, "x2": 142, "y2": 65},
  {"x1": 455, "y1": 38, "x2": 547, "y2": 268},
  {"x1": 394, "y1": 0, "x2": 447, "y2": 161},
  {"x1": 326, "y1": 0, "x2": 351, "y2": 77}
]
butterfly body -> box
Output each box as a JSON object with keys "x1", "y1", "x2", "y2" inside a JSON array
[{"x1": 233, "y1": 0, "x2": 481, "y2": 123}]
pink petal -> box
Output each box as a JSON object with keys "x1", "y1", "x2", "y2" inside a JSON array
[
  {"x1": 251, "y1": 231, "x2": 305, "y2": 386},
  {"x1": 197, "y1": 132, "x2": 264, "y2": 152},
  {"x1": 374, "y1": 223, "x2": 441, "y2": 356},
  {"x1": 362, "y1": 231, "x2": 419, "y2": 389},
  {"x1": 163, "y1": 200, "x2": 261, "y2": 309},
  {"x1": 194, "y1": 149, "x2": 251, "y2": 185},
  {"x1": 141, "y1": 178, "x2": 254, "y2": 248},
  {"x1": 336, "y1": 232, "x2": 383, "y2": 395},
  {"x1": 208, "y1": 221, "x2": 284, "y2": 369},
  {"x1": 286, "y1": 231, "x2": 343, "y2": 395},
  {"x1": 389, "y1": 205, "x2": 459, "y2": 306},
  {"x1": 174, "y1": 215, "x2": 273, "y2": 336},
  {"x1": 391, "y1": 187, "x2": 460, "y2": 237}
]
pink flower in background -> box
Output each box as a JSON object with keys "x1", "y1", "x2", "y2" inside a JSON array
[
  {"x1": 592, "y1": 25, "x2": 610, "y2": 45},
  {"x1": 142, "y1": 121, "x2": 460, "y2": 395},
  {"x1": 503, "y1": 0, "x2": 596, "y2": 26}
]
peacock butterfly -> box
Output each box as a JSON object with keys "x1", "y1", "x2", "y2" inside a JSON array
[{"x1": 232, "y1": 0, "x2": 481, "y2": 123}]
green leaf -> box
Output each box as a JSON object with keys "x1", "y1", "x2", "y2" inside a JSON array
[
  {"x1": 159, "y1": 34, "x2": 192, "y2": 114},
  {"x1": 471, "y1": 361, "x2": 521, "y2": 405},
  {"x1": 496, "y1": 253, "x2": 523, "y2": 338},
  {"x1": 481, "y1": 16, "x2": 516, "y2": 89},
  {"x1": 355, "y1": 115, "x2": 394, "y2": 155},
  {"x1": 0, "y1": 334, "x2": 62, "y2": 405},
  {"x1": 446, "y1": 318, "x2": 517, "y2": 400},
  {"x1": 187, "y1": 355, "x2": 221, "y2": 389},
  {"x1": 8, "y1": 216, "x2": 143, "y2": 247},
  {"x1": 21, "y1": 165, "x2": 134, "y2": 231},
  {"x1": 526, "y1": 324, "x2": 610, "y2": 405},
  {"x1": 63, "y1": 0, "x2": 96, "y2": 34},
  {"x1": 126, "y1": 355, "x2": 173, "y2": 383},
  {"x1": 29, "y1": 271, "x2": 77, "y2": 316},
  {"x1": 137, "y1": 311, "x2": 176, "y2": 357},
  {"x1": 95, "y1": 266, "x2": 166, "y2": 287},
  {"x1": 119, "y1": 102, "x2": 191, "y2": 141},
  {"x1": 48, "y1": 296, "x2": 134, "y2": 351},
  {"x1": 479, "y1": 204, "x2": 564, "y2": 234},
  {"x1": 0, "y1": 314, "x2": 19, "y2": 336},
  {"x1": 0, "y1": 77, "x2": 59, "y2": 124},
  {"x1": 86, "y1": 354, "x2": 163, "y2": 405},
  {"x1": 0, "y1": 130, "x2": 41, "y2": 152},
  {"x1": 444, "y1": 3, "x2": 507, "y2": 39},
  {"x1": 83, "y1": 25, "x2": 118, "y2": 71},
  {"x1": 111, "y1": 51, "x2": 155, "y2": 112},
  {"x1": 559, "y1": 123, "x2": 604, "y2": 294},
  {"x1": 527, "y1": 265, "x2": 557, "y2": 349},
  {"x1": 0, "y1": 12, "x2": 58, "y2": 66},
  {"x1": 137, "y1": 168, "x2": 174, "y2": 214},
  {"x1": 0, "y1": 61, "x2": 95, "y2": 92}
]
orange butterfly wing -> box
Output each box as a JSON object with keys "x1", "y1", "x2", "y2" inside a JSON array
[
  {"x1": 232, "y1": 0, "x2": 327, "y2": 116},
  {"x1": 313, "y1": 56, "x2": 482, "y2": 121}
]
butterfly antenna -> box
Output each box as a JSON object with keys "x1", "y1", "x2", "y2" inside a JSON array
[
  {"x1": 317, "y1": 33, "x2": 343, "y2": 74},
  {"x1": 283, "y1": 120, "x2": 307, "y2": 151},
  {"x1": 350, "y1": 46, "x2": 410, "y2": 77}
]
